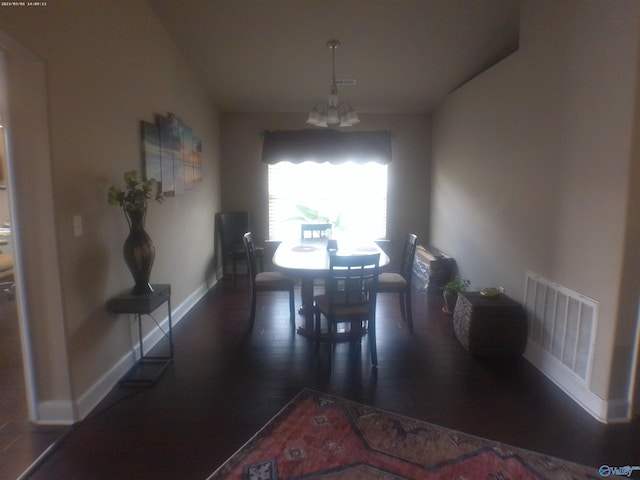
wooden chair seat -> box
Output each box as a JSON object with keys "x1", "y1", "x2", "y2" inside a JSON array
[
  {"x1": 255, "y1": 271, "x2": 295, "y2": 290},
  {"x1": 377, "y1": 272, "x2": 407, "y2": 291},
  {"x1": 0, "y1": 253, "x2": 13, "y2": 275}
]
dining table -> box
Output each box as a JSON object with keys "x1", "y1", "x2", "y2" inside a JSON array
[{"x1": 272, "y1": 237, "x2": 390, "y2": 337}]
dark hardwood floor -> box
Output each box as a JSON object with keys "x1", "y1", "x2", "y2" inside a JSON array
[
  {"x1": 0, "y1": 290, "x2": 62, "y2": 480},
  {"x1": 12, "y1": 276, "x2": 640, "y2": 479}
]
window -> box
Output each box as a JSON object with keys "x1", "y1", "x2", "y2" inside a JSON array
[{"x1": 268, "y1": 161, "x2": 387, "y2": 240}]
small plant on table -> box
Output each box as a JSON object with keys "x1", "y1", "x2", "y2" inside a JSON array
[{"x1": 442, "y1": 276, "x2": 470, "y2": 315}]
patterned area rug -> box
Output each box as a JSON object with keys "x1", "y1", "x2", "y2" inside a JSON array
[{"x1": 207, "y1": 389, "x2": 599, "y2": 479}]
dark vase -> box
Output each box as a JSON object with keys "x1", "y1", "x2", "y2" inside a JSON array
[{"x1": 123, "y1": 206, "x2": 155, "y2": 295}]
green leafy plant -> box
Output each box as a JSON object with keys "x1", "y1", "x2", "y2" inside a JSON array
[
  {"x1": 290, "y1": 205, "x2": 342, "y2": 230},
  {"x1": 107, "y1": 170, "x2": 162, "y2": 214},
  {"x1": 293, "y1": 205, "x2": 331, "y2": 223},
  {"x1": 442, "y1": 276, "x2": 470, "y2": 315},
  {"x1": 443, "y1": 276, "x2": 470, "y2": 296}
]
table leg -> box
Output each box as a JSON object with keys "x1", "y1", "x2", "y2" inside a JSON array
[
  {"x1": 137, "y1": 314, "x2": 144, "y2": 358},
  {"x1": 296, "y1": 277, "x2": 316, "y2": 337},
  {"x1": 167, "y1": 296, "x2": 174, "y2": 357}
]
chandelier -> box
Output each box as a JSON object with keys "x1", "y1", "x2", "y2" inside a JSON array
[{"x1": 306, "y1": 39, "x2": 360, "y2": 128}]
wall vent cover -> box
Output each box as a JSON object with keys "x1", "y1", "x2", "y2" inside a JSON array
[{"x1": 524, "y1": 272, "x2": 598, "y2": 384}]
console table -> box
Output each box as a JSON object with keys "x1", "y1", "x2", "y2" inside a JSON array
[
  {"x1": 107, "y1": 284, "x2": 173, "y2": 384},
  {"x1": 453, "y1": 291, "x2": 527, "y2": 357}
]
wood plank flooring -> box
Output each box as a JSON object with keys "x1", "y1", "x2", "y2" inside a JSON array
[
  {"x1": 0, "y1": 293, "x2": 63, "y2": 480},
  {"x1": 12, "y1": 277, "x2": 640, "y2": 479}
]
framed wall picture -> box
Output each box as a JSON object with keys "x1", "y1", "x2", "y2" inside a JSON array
[
  {"x1": 155, "y1": 114, "x2": 176, "y2": 196},
  {"x1": 193, "y1": 136, "x2": 203, "y2": 183},
  {"x1": 142, "y1": 113, "x2": 202, "y2": 197},
  {"x1": 141, "y1": 121, "x2": 161, "y2": 187}
]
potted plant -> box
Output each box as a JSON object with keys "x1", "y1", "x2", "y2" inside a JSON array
[
  {"x1": 108, "y1": 170, "x2": 162, "y2": 294},
  {"x1": 442, "y1": 276, "x2": 470, "y2": 315},
  {"x1": 291, "y1": 205, "x2": 342, "y2": 232}
]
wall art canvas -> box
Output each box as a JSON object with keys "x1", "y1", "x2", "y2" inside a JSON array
[
  {"x1": 155, "y1": 113, "x2": 176, "y2": 196},
  {"x1": 168, "y1": 113, "x2": 185, "y2": 196},
  {"x1": 183, "y1": 124, "x2": 194, "y2": 190},
  {"x1": 142, "y1": 113, "x2": 202, "y2": 197},
  {"x1": 141, "y1": 121, "x2": 161, "y2": 186},
  {"x1": 193, "y1": 136, "x2": 203, "y2": 183}
]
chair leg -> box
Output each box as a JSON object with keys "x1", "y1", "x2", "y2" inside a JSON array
[
  {"x1": 369, "y1": 318, "x2": 377, "y2": 366},
  {"x1": 351, "y1": 320, "x2": 362, "y2": 339},
  {"x1": 222, "y1": 254, "x2": 228, "y2": 281},
  {"x1": 288, "y1": 287, "x2": 295, "y2": 325},
  {"x1": 405, "y1": 290, "x2": 414, "y2": 332},
  {"x1": 249, "y1": 291, "x2": 257, "y2": 329},
  {"x1": 315, "y1": 310, "x2": 322, "y2": 336},
  {"x1": 398, "y1": 292, "x2": 406, "y2": 320},
  {"x1": 233, "y1": 259, "x2": 238, "y2": 288}
]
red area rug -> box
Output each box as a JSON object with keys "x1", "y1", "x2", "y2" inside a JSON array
[{"x1": 207, "y1": 389, "x2": 599, "y2": 479}]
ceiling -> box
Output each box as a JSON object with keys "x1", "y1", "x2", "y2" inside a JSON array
[{"x1": 148, "y1": 0, "x2": 520, "y2": 115}]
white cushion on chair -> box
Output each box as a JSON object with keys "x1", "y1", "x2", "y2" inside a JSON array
[
  {"x1": 255, "y1": 271, "x2": 294, "y2": 289},
  {"x1": 376, "y1": 272, "x2": 407, "y2": 292},
  {"x1": 0, "y1": 254, "x2": 12, "y2": 272},
  {"x1": 0, "y1": 253, "x2": 13, "y2": 280}
]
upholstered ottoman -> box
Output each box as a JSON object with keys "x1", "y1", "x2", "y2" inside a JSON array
[{"x1": 453, "y1": 292, "x2": 527, "y2": 357}]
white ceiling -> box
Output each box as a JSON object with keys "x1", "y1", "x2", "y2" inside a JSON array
[{"x1": 148, "y1": 0, "x2": 520, "y2": 114}]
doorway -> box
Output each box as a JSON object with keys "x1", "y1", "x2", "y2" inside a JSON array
[
  {"x1": 0, "y1": 29, "x2": 72, "y2": 477},
  {"x1": 0, "y1": 117, "x2": 29, "y2": 478},
  {"x1": 0, "y1": 37, "x2": 34, "y2": 424},
  {"x1": 0, "y1": 45, "x2": 37, "y2": 479}
]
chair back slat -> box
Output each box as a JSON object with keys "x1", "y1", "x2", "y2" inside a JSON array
[
  {"x1": 400, "y1": 233, "x2": 418, "y2": 283},
  {"x1": 326, "y1": 253, "x2": 380, "y2": 311},
  {"x1": 242, "y1": 232, "x2": 258, "y2": 282},
  {"x1": 301, "y1": 223, "x2": 332, "y2": 240}
]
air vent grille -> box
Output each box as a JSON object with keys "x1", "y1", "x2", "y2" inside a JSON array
[{"x1": 524, "y1": 272, "x2": 598, "y2": 383}]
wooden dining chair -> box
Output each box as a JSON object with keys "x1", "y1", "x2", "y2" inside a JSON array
[
  {"x1": 216, "y1": 211, "x2": 263, "y2": 287},
  {"x1": 376, "y1": 233, "x2": 418, "y2": 332},
  {"x1": 314, "y1": 253, "x2": 380, "y2": 366},
  {"x1": 301, "y1": 223, "x2": 332, "y2": 240},
  {"x1": 243, "y1": 232, "x2": 295, "y2": 329}
]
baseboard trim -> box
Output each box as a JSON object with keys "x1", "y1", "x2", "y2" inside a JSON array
[
  {"x1": 524, "y1": 341, "x2": 630, "y2": 424},
  {"x1": 74, "y1": 348, "x2": 137, "y2": 421},
  {"x1": 36, "y1": 401, "x2": 75, "y2": 426},
  {"x1": 34, "y1": 281, "x2": 216, "y2": 426},
  {"x1": 605, "y1": 398, "x2": 633, "y2": 424}
]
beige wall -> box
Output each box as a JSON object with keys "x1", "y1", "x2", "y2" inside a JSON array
[
  {"x1": 220, "y1": 112, "x2": 432, "y2": 264},
  {"x1": 0, "y1": 0, "x2": 221, "y2": 421},
  {"x1": 431, "y1": 0, "x2": 640, "y2": 419},
  {"x1": 4, "y1": 0, "x2": 637, "y2": 425}
]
